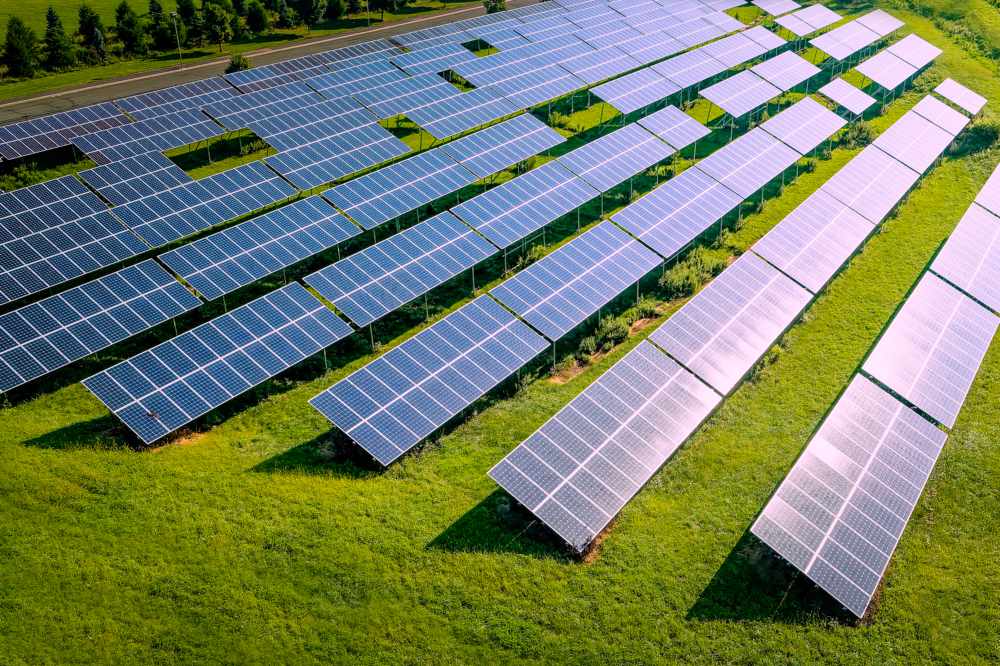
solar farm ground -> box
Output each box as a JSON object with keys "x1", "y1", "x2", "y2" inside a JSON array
[{"x1": 1, "y1": 2, "x2": 999, "y2": 663}]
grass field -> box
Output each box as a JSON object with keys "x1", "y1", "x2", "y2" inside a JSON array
[{"x1": 2, "y1": 2, "x2": 1000, "y2": 663}]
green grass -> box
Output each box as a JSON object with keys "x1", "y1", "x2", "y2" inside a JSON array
[{"x1": 2, "y1": 3, "x2": 1000, "y2": 663}]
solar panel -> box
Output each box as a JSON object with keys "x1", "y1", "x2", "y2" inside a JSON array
[
  {"x1": 514, "y1": 15, "x2": 578, "y2": 43},
  {"x1": 563, "y1": 4, "x2": 622, "y2": 30},
  {"x1": 0, "y1": 260, "x2": 201, "y2": 393},
  {"x1": 440, "y1": 114, "x2": 565, "y2": 180},
  {"x1": 637, "y1": 105, "x2": 710, "y2": 150},
  {"x1": 744, "y1": 25, "x2": 788, "y2": 50},
  {"x1": 666, "y1": 16, "x2": 728, "y2": 48},
  {"x1": 818, "y1": 78, "x2": 877, "y2": 116},
  {"x1": 304, "y1": 211, "x2": 496, "y2": 327},
  {"x1": 243, "y1": 99, "x2": 379, "y2": 153},
  {"x1": 773, "y1": 13, "x2": 813, "y2": 37},
  {"x1": 84, "y1": 282, "x2": 352, "y2": 443},
  {"x1": 752, "y1": 0, "x2": 800, "y2": 15},
  {"x1": 204, "y1": 81, "x2": 323, "y2": 129},
  {"x1": 114, "y1": 162, "x2": 297, "y2": 248},
  {"x1": 264, "y1": 124, "x2": 411, "y2": 190},
  {"x1": 159, "y1": 196, "x2": 359, "y2": 301},
  {"x1": 975, "y1": 163, "x2": 1000, "y2": 218},
  {"x1": 117, "y1": 78, "x2": 238, "y2": 119},
  {"x1": 821, "y1": 145, "x2": 920, "y2": 223},
  {"x1": 352, "y1": 73, "x2": 461, "y2": 120},
  {"x1": 323, "y1": 147, "x2": 477, "y2": 230},
  {"x1": 702, "y1": 11, "x2": 746, "y2": 33},
  {"x1": 71, "y1": 109, "x2": 223, "y2": 164},
  {"x1": 651, "y1": 49, "x2": 728, "y2": 89},
  {"x1": 390, "y1": 42, "x2": 479, "y2": 76},
  {"x1": 491, "y1": 222, "x2": 660, "y2": 341},
  {"x1": 872, "y1": 110, "x2": 956, "y2": 173},
  {"x1": 78, "y1": 152, "x2": 192, "y2": 206},
  {"x1": 305, "y1": 61, "x2": 409, "y2": 99},
  {"x1": 611, "y1": 166, "x2": 742, "y2": 259},
  {"x1": 809, "y1": 20, "x2": 881, "y2": 61},
  {"x1": 0, "y1": 175, "x2": 105, "y2": 234},
  {"x1": 702, "y1": 0, "x2": 746, "y2": 9},
  {"x1": 472, "y1": 26, "x2": 532, "y2": 50},
  {"x1": 489, "y1": 339, "x2": 721, "y2": 551},
  {"x1": 451, "y1": 35, "x2": 594, "y2": 88},
  {"x1": 560, "y1": 45, "x2": 642, "y2": 84},
  {"x1": 701, "y1": 70, "x2": 782, "y2": 118},
  {"x1": 863, "y1": 273, "x2": 999, "y2": 427},
  {"x1": 855, "y1": 9, "x2": 904, "y2": 38},
  {"x1": 750, "y1": 51, "x2": 820, "y2": 90},
  {"x1": 451, "y1": 161, "x2": 599, "y2": 248},
  {"x1": 695, "y1": 127, "x2": 800, "y2": 198},
  {"x1": 405, "y1": 87, "x2": 520, "y2": 140},
  {"x1": 752, "y1": 188, "x2": 874, "y2": 293},
  {"x1": 934, "y1": 79, "x2": 986, "y2": 116},
  {"x1": 393, "y1": 22, "x2": 473, "y2": 51},
  {"x1": 856, "y1": 51, "x2": 917, "y2": 91},
  {"x1": 794, "y1": 4, "x2": 842, "y2": 31},
  {"x1": 930, "y1": 203, "x2": 1000, "y2": 313},
  {"x1": 751, "y1": 373, "x2": 948, "y2": 618},
  {"x1": 759, "y1": 97, "x2": 847, "y2": 155},
  {"x1": 556, "y1": 123, "x2": 675, "y2": 192},
  {"x1": 699, "y1": 32, "x2": 767, "y2": 68},
  {"x1": 310, "y1": 294, "x2": 547, "y2": 466},
  {"x1": 910, "y1": 96, "x2": 970, "y2": 136},
  {"x1": 616, "y1": 30, "x2": 687, "y2": 64},
  {"x1": 592, "y1": 68, "x2": 681, "y2": 115},
  {"x1": 649, "y1": 252, "x2": 812, "y2": 394},
  {"x1": 0, "y1": 102, "x2": 130, "y2": 160},
  {"x1": 485, "y1": 63, "x2": 588, "y2": 109}
]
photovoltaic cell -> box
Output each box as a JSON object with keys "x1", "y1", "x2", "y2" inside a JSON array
[
  {"x1": 117, "y1": 78, "x2": 238, "y2": 119},
  {"x1": 863, "y1": 273, "x2": 998, "y2": 427},
  {"x1": 872, "y1": 110, "x2": 956, "y2": 173},
  {"x1": 405, "y1": 87, "x2": 520, "y2": 140},
  {"x1": 159, "y1": 196, "x2": 359, "y2": 301},
  {"x1": 0, "y1": 260, "x2": 201, "y2": 392},
  {"x1": 204, "y1": 82, "x2": 323, "y2": 129},
  {"x1": 651, "y1": 49, "x2": 728, "y2": 89},
  {"x1": 855, "y1": 9, "x2": 904, "y2": 38},
  {"x1": 856, "y1": 51, "x2": 917, "y2": 91},
  {"x1": 71, "y1": 109, "x2": 223, "y2": 164},
  {"x1": 78, "y1": 152, "x2": 193, "y2": 206},
  {"x1": 649, "y1": 252, "x2": 812, "y2": 394},
  {"x1": 611, "y1": 166, "x2": 741, "y2": 259},
  {"x1": 751, "y1": 374, "x2": 948, "y2": 617},
  {"x1": 0, "y1": 102, "x2": 130, "y2": 160},
  {"x1": 759, "y1": 97, "x2": 847, "y2": 155},
  {"x1": 743, "y1": 25, "x2": 788, "y2": 51},
  {"x1": 752, "y1": 0, "x2": 800, "y2": 16},
  {"x1": 699, "y1": 32, "x2": 767, "y2": 68},
  {"x1": 489, "y1": 340, "x2": 721, "y2": 551},
  {"x1": 323, "y1": 147, "x2": 477, "y2": 230},
  {"x1": 310, "y1": 295, "x2": 547, "y2": 466},
  {"x1": 592, "y1": 68, "x2": 680, "y2": 115},
  {"x1": 244, "y1": 98, "x2": 379, "y2": 152},
  {"x1": 750, "y1": 51, "x2": 820, "y2": 91},
  {"x1": 775, "y1": 4, "x2": 841, "y2": 37},
  {"x1": 390, "y1": 42, "x2": 479, "y2": 76},
  {"x1": 84, "y1": 282, "x2": 353, "y2": 444},
  {"x1": 810, "y1": 20, "x2": 881, "y2": 61},
  {"x1": 439, "y1": 114, "x2": 565, "y2": 180},
  {"x1": 821, "y1": 145, "x2": 919, "y2": 223},
  {"x1": 452, "y1": 35, "x2": 594, "y2": 88},
  {"x1": 490, "y1": 221, "x2": 660, "y2": 341},
  {"x1": 694, "y1": 127, "x2": 800, "y2": 198},
  {"x1": 304, "y1": 211, "x2": 497, "y2": 327},
  {"x1": 305, "y1": 61, "x2": 410, "y2": 99},
  {"x1": 752, "y1": 188, "x2": 874, "y2": 293},
  {"x1": 934, "y1": 79, "x2": 986, "y2": 116},
  {"x1": 974, "y1": 163, "x2": 1000, "y2": 218},
  {"x1": 701, "y1": 70, "x2": 782, "y2": 118},
  {"x1": 556, "y1": 123, "x2": 674, "y2": 192},
  {"x1": 637, "y1": 105, "x2": 710, "y2": 150},
  {"x1": 819, "y1": 78, "x2": 877, "y2": 116},
  {"x1": 773, "y1": 13, "x2": 813, "y2": 37},
  {"x1": 930, "y1": 203, "x2": 1000, "y2": 312},
  {"x1": 910, "y1": 96, "x2": 969, "y2": 136},
  {"x1": 484, "y1": 63, "x2": 588, "y2": 109},
  {"x1": 560, "y1": 45, "x2": 642, "y2": 85},
  {"x1": 451, "y1": 161, "x2": 599, "y2": 248},
  {"x1": 617, "y1": 31, "x2": 687, "y2": 65},
  {"x1": 352, "y1": 73, "x2": 461, "y2": 119}
]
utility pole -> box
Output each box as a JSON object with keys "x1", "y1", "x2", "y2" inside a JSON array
[{"x1": 170, "y1": 12, "x2": 183, "y2": 68}]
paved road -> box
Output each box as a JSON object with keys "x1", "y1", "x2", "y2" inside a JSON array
[{"x1": 0, "y1": 0, "x2": 539, "y2": 125}]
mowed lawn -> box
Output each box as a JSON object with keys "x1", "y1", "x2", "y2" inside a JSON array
[{"x1": 2, "y1": 4, "x2": 1000, "y2": 664}]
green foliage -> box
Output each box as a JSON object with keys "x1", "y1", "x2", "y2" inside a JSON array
[
  {"x1": 840, "y1": 120, "x2": 874, "y2": 149},
  {"x1": 275, "y1": 0, "x2": 297, "y2": 27},
  {"x1": 246, "y1": 0, "x2": 269, "y2": 33},
  {"x1": 347, "y1": 0, "x2": 361, "y2": 13},
  {"x1": 203, "y1": 1, "x2": 233, "y2": 50},
  {"x1": 225, "y1": 51, "x2": 249, "y2": 72},
  {"x1": 114, "y1": 0, "x2": 148, "y2": 55},
  {"x1": 658, "y1": 247, "x2": 728, "y2": 299},
  {"x1": 949, "y1": 118, "x2": 1000, "y2": 156},
  {"x1": 42, "y1": 7, "x2": 75, "y2": 70},
  {"x1": 148, "y1": 0, "x2": 185, "y2": 51},
  {"x1": 3, "y1": 16, "x2": 38, "y2": 77},
  {"x1": 483, "y1": 0, "x2": 505, "y2": 13},
  {"x1": 296, "y1": 0, "x2": 326, "y2": 26},
  {"x1": 575, "y1": 335, "x2": 597, "y2": 363},
  {"x1": 76, "y1": 2, "x2": 105, "y2": 47},
  {"x1": 594, "y1": 314, "x2": 629, "y2": 351},
  {"x1": 326, "y1": 0, "x2": 344, "y2": 20}
]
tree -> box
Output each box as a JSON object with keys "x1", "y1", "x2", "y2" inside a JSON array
[
  {"x1": 148, "y1": 0, "x2": 185, "y2": 51},
  {"x1": 297, "y1": 0, "x2": 327, "y2": 27},
  {"x1": 326, "y1": 0, "x2": 345, "y2": 20},
  {"x1": 483, "y1": 0, "x2": 505, "y2": 13},
  {"x1": 370, "y1": 0, "x2": 410, "y2": 20},
  {"x1": 78, "y1": 3, "x2": 105, "y2": 49},
  {"x1": 203, "y1": 2, "x2": 233, "y2": 51},
  {"x1": 176, "y1": 0, "x2": 197, "y2": 28},
  {"x1": 232, "y1": 0, "x2": 246, "y2": 15},
  {"x1": 3, "y1": 16, "x2": 38, "y2": 78},
  {"x1": 275, "y1": 0, "x2": 298, "y2": 28},
  {"x1": 347, "y1": 0, "x2": 361, "y2": 14},
  {"x1": 115, "y1": 0, "x2": 149, "y2": 55},
  {"x1": 246, "y1": 0, "x2": 270, "y2": 33},
  {"x1": 43, "y1": 7, "x2": 76, "y2": 70}
]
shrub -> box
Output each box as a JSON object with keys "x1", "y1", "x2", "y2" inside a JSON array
[
  {"x1": 3, "y1": 16, "x2": 38, "y2": 78},
  {"x1": 840, "y1": 121, "x2": 873, "y2": 149},
  {"x1": 594, "y1": 315, "x2": 629, "y2": 351},
  {"x1": 634, "y1": 296, "x2": 658, "y2": 321},
  {"x1": 576, "y1": 336, "x2": 597, "y2": 363},
  {"x1": 225, "y1": 53, "x2": 250, "y2": 73},
  {"x1": 246, "y1": 0, "x2": 270, "y2": 33},
  {"x1": 948, "y1": 119, "x2": 1000, "y2": 156},
  {"x1": 658, "y1": 264, "x2": 700, "y2": 299}
]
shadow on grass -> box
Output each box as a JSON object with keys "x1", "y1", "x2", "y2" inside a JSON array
[
  {"x1": 427, "y1": 488, "x2": 573, "y2": 562},
  {"x1": 252, "y1": 430, "x2": 381, "y2": 479},
  {"x1": 24, "y1": 414, "x2": 132, "y2": 451},
  {"x1": 687, "y1": 530, "x2": 857, "y2": 625}
]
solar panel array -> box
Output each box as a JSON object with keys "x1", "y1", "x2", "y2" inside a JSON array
[
  {"x1": 489, "y1": 340, "x2": 721, "y2": 551},
  {"x1": 701, "y1": 70, "x2": 782, "y2": 118},
  {"x1": 934, "y1": 78, "x2": 987, "y2": 116},
  {"x1": 405, "y1": 87, "x2": 520, "y2": 140},
  {"x1": 78, "y1": 152, "x2": 193, "y2": 206},
  {"x1": 243, "y1": 98, "x2": 379, "y2": 152},
  {"x1": 774, "y1": 4, "x2": 841, "y2": 37},
  {"x1": 930, "y1": 203, "x2": 1000, "y2": 313},
  {"x1": 0, "y1": 102, "x2": 130, "y2": 160},
  {"x1": 304, "y1": 211, "x2": 497, "y2": 327},
  {"x1": 976, "y1": 163, "x2": 1000, "y2": 218},
  {"x1": 863, "y1": 273, "x2": 998, "y2": 428},
  {"x1": 649, "y1": 252, "x2": 812, "y2": 395},
  {"x1": 0, "y1": 260, "x2": 201, "y2": 392},
  {"x1": 556, "y1": 123, "x2": 675, "y2": 192},
  {"x1": 856, "y1": 50, "x2": 918, "y2": 91},
  {"x1": 591, "y1": 68, "x2": 681, "y2": 115},
  {"x1": 71, "y1": 109, "x2": 224, "y2": 164},
  {"x1": 117, "y1": 78, "x2": 238, "y2": 120},
  {"x1": 750, "y1": 51, "x2": 820, "y2": 91},
  {"x1": 490, "y1": 221, "x2": 660, "y2": 341},
  {"x1": 440, "y1": 114, "x2": 565, "y2": 180},
  {"x1": 872, "y1": 110, "x2": 960, "y2": 173},
  {"x1": 636, "y1": 105, "x2": 711, "y2": 150},
  {"x1": 204, "y1": 81, "x2": 323, "y2": 129},
  {"x1": 752, "y1": 0, "x2": 800, "y2": 15},
  {"x1": 855, "y1": 9, "x2": 904, "y2": 37},
  {"x1": 310, "y1": 295, "x2": 547, "y2": 466},
  {"x1": 820, "y1": 145, "x2": 920, "y2": 223},
  {"x1": 759, "y1": 97, "x2": 847, "y2": 155},
  {"x1": 818, "y1": 78, "x2": 877, "y2": 116},
  {"x1": 84, "y1": 283, "x2": 353, "y2": 444},
  {"x1": 694, "y1": 127, "x2": 800, "y2": 198},
  {"x1": 751, "y1": 374, "x2": 949, "y2": 617},
  {"x1": 159, "y1": 196, "x2": 359, "y2": 301},
  {"x1": 911, "y1": 96, "x2": 970, "y2": 136},
  {"x1": 809, "y1": 16, "x2": 882, "y2": 61}
]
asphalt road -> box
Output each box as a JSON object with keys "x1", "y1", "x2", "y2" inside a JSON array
[{"x1": 0, "y1": 0, "x2": 539, "y2": 125}]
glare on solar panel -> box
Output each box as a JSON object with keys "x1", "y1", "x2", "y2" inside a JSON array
[
  {"x1": 694, "y1": 127, "x2": 800, "y2": 198},
  {"x1": 484, "y1": 63, "x2": 588, "y2": 109},
  {"x1": 930, "y1": 203, "x2": 1000, "y2": 313},
  {"x1": 855, "y1": 9, "x2": 904, "y2": 37},
  {"x1": 560, "y1": 45, "x2": 642, "y2": 85},
  {"x1": 592, "y1": 68, "x2": 680, "y2": 115},
  {"x1": 616, "y1": 31, "x2": 687, "y2": 65},
  {"x1": 872, "y1": 110, "x2": 955, "y2": 173},
  {"x1": 701, "y1": 70, "x2": 782, "y2": 118},
  {"x1": 651, "y1": 49, "x2": 728, "y2": 89},
  {"x1": 773, "y1": 13, "x2": 814, "y2": 37},
  {"x1": 699, "y1": 32, "x2": 766, "y2": 68},
  {"x1": 405, "y1": 87, "x2": 520, "y2": 140},
  {"x1": 821, "y1": 145, "x2": 920, "y2": 223},
  {"x1": 743, "y1": 25, "x2": 787, "y2": 51},
  {"x1": 810, "y1": 20, "x2": 880, "y2": 61},
  {"x1": 795, "y1": 4, "x2": 842, "y2": 30},
  {"x1": 637, "y1": 105, "x2": 710, "y2": 150},
  {"x1": 752, "y1": 0, "x2": 800, "y2": 16},
  {"x1": 759, "y1": 97, "x2": 847, "y2": 155},
  {"x1": 391, "y1": 42, "x2": 479, "y2": 76},
  {"x1": 818, "y1": 78, "x2": 877, "y2": 116},
  {"x1": 439, "y1": 114, "x2": 565, "y2": 180},
  {"x1": 934, "y1": 79, "x2": 986, "y2": 116},
  {"x1": 750, "y1": 51, "x2": 820, "y2": 91},
  {"x1": 556, "y1": 123, "x2": 675, "y2": 192}
]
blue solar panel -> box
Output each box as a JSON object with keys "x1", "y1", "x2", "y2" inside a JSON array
[
  {"x1": 352, "y1": 73, "x2": 461, "y2": 119},
  {"x1": 117, "y1": 78, "x2": 238, "y2": 119},
  {"x1": 304, "y1": 60, "x2": 409, "y2": 98},
  {"x1": 490, "y1": 221, "x2": 660, "y2": 341},
  {"x1": 0, "y1": 260, "x2": 201, "y2": 392},
  {"x1": 560, "y1": 45, "x2": 642, "y2": 85},
  {"x1": 611, "y1": 166, "x2": 742, "y2": 259},
  {"x1": 615, "y1": 30, "x2": 686, "y2": 64},
  {"x1": 113, "y1": 162, "x2": 298, "y2": 248},
  {"x1": 305, "y1": 211, "x2": 497, "y2": 327},
  {"x1": 84, "y1": 282, "x2": 352, "y2": 444},
  {"x1": 0, "y1": 101, "x2": 130, "y2": 160},
  {"x1": 556, "y1": 123, "x2": 675, "y2": 192},
  {"x1": 244, "y1": 98, "x2": 379, "y2": 152},
  {"x1": 78, "y1": 152, "x2": 193, "y2": 206},
  {"x1": 203, "y1": 82, "x2": 324, "y2": 129},
  {"x1": 159, "y1": 196, "x2": 359, "y2": 301},
  {"x1": 310, "y1": 294, "x2": 547, "y2": 466},
  {"x1": 391, "y1": 42, "x2": 479, "y2": 76},
  {"x1": 651, "y1": 49, "x2": 728, "y2": 89},
  {"x1": 452, "y1": 35, "x2": 594, "y2": 87},
  {"x1": 451, "y1": 161, "x2": 599, "y2": 248},
  {"x1": 323, "y1": 147, "x2": 478, "y2": 230},
  {"x1": 405, "y1": 87, "x2": 521, "y2": 140},
  {"x1": 592, "y1": 68, "x2": 680, "y2": 114},
  {"x1": 71, "y1": 109, "x2": 224, "y2": 164},
  {"x1": 694, "y1": 127, "x2": 800, "y2": 198},
  {"x1": 0, "y1": 175, "x2": 106, "y2": 237},
  {"x1": 487, "y1": 63, "x2": 589, "y2": 108},
  {"x1": 439, "y1": 114, "x2": 565, "y2": 180},
  {"x1": 636, "y1": 105, "x2": 711, "y2": 151}
]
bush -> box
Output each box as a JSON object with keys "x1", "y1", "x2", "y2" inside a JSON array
[
  {"x1": 594, "y1": 315, "x2": 629, "y2": 351},
  {"x1": 246, "y1": 0, "x2": 270, "y2": 33},
  {"x1": 3, "y1": 16, "x2": 38, "y2": 78},
  {"x1": 658, "y1": 264, "x2": 700, "y2": 299},
  {"x1": 575, "y1": 336, "x2": 597, "y2": 363},
  {"x1": 840, "y1": 121, "x2": 873, "y2": 149},
  {"x1": 948, "y1": 118, "x2": 1000, "y2": 156},
  {"x1": 225, "y1": 53, "x2": 250, "y2": 73},
  {"x1": 634, "y1": 296, "x2": 658, "y2": 321}
]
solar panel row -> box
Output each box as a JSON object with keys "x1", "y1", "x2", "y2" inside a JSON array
[
  {"x1": 78, "y1": 152, "x2": 193, "y2": 206},
  {"x1": 71, "y1": 109, "x2": 224, "y2": 164},
  {"x1": 0, "y1": 102, "x2": 130, "y2": 160}
]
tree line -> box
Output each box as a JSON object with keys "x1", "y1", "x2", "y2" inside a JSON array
[{"x1": 2, "y1": 0, "x2": 417, "y2": 78}]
